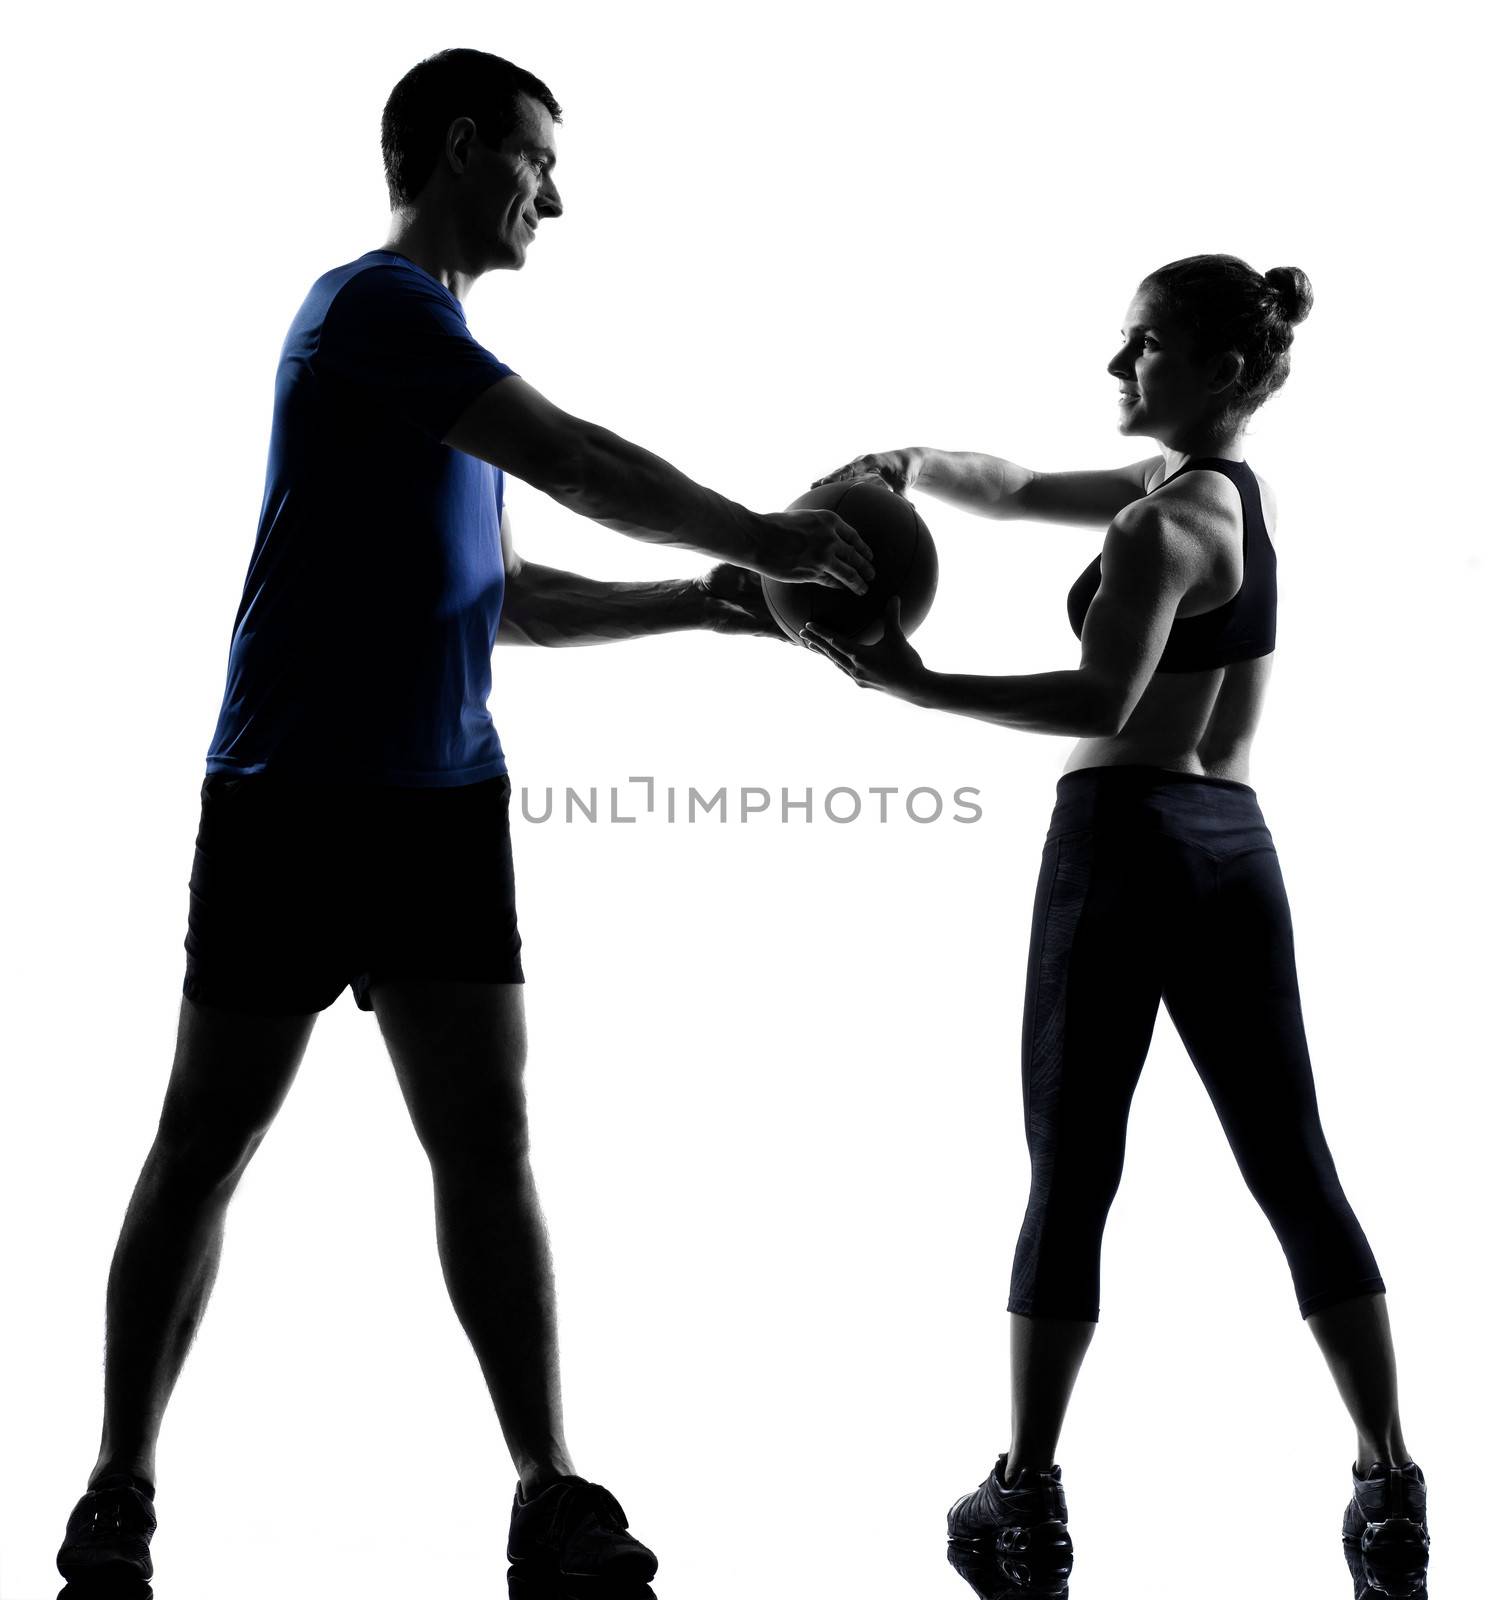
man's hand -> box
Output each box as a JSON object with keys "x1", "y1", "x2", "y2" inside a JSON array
[
  {"x1": 751, "y1": 509, "x2": 876, "y2": 593},
  {"x1": 800, "y1": 598, "x2": 930, "y2": 701},
  {"x1": 812, "y1": 448, "x2": 925, "y2": 497},
  {"x1": 694, "y1": 564, "x2": 789, "y2": 641}
]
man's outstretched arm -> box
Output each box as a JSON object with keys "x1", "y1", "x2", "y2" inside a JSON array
[
  {"x1": 497, "y1": 511, "x2": 781, "y2": 647},
  {"x1": 445, "y1": 376, "x2": 873, "y2": 592}
]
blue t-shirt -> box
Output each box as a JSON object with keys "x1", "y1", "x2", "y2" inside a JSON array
[{"x1": 206, "y1": 251, "x2": 515, "y2": 785}]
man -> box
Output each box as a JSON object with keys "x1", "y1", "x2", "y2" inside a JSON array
[{"x1": 56, "y1": 47, "x2": 873, "y2": 1587}]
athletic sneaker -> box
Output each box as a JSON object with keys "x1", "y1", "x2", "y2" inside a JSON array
[
  {"x1": 947, "y1": 1454, "x2": 1073, "y2": 1566},
  {"x1": 508, "y1": 1475, "x2": 658, "y2": 1581},
  {"x1": 1343, "y1": 1461, "x2": 1430, "y2": 1560},
  {"x1": 56, "y1": 1474, "x2": 157, "y2": 1583}
]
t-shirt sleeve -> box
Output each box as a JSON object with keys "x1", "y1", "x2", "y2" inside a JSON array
[{"x1": 313, "y1": 264, "x2": 515, "y2": 441}]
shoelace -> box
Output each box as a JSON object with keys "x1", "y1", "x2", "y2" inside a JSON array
[{"x1": 77, "y1": 1488, "x2": 151, "y2": 1539}]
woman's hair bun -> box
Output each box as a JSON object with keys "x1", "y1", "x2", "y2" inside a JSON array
[{"x1": 1264, "y1": 266, "x2": 1313, "y2": 326}]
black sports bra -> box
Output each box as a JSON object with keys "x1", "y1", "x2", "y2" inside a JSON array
[{"x1": 1066, "y1": 457, "x2": 1277, "y2": 673}]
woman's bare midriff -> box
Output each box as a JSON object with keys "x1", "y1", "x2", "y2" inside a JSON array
[{"x1": 1063, "y1": 652, "x2": 1275, "y2": 784}]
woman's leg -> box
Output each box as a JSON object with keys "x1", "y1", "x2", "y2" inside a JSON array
[
  {"x1": 1007, "y1": 1314, "x2": 1097, "y2": 1477},
  {"x1": 1160, "y1": 841, "x2": 1408, "y2": 1462},
  {"x1": 1004, "y1": 824, "x2": 1166, "y2": 1468},
  {"x1": 1307, "y1": 1294, "x2": 1411, "y2": 1471}
]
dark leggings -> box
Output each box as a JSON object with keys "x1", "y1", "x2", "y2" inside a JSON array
[{"x1": 1008, "y1": 766, "x2": 1385, "y2": 1322}]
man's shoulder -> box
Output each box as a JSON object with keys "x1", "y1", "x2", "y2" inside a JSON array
[
  {"x1": 308, "y1": 251, "x2": 449, "y2": 309},
  {"x1": 288, "y1": 247, "x2": 423, "y2": 307},
  {"x1": 289, "y1": 253, "x2": 466, "y2": 357},
  {"x1": 281, "y1": 250, "x2": 508, "y2": 430}
]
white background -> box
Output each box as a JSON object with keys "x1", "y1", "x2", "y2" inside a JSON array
[{"x1": 2, "y1": 2, "x2": 1489, "y2": 1596}]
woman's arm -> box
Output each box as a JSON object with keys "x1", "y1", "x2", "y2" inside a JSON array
[
  {"x1": 814, "y1": 448, "x2": 1164, "y2": 526},
  {"x1": 801, "y1": 497, "x2": 1201, "y2": 736}
]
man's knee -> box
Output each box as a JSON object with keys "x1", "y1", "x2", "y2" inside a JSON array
[
  {"x1": 148, "y1": 997, "x2": 314, "y2": 1195},
  {"x1": 423, "y1": 1100, "x2": 531, "y2": 1179},
  {"x1": 149, "y1": 1116, "x2": 268, "y2": 1195}
]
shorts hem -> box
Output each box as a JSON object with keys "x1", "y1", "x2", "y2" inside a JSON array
[
  {"x1": 351, "y1": 965, "x2": 525, "y2": 1011},
  {"x1": 182, "y1": 973, "x2": 339, "y2": 1018}
]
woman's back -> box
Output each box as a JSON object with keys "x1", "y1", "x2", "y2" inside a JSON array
[{"x1": 1064, "y1": 464, "x2": 1279, "y2": 783}]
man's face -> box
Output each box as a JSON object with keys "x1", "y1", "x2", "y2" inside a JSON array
[{"x1": 465, "y1": 93, "x2": 563, "y2": 271}]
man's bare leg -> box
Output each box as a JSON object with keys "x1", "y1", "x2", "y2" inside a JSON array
[
  {"x1": 370, "y1": 978, "x2": 574, "y2": 1494},
  {"x1": 88, "y1": 996, "x2": 317, "y2": 1488}
]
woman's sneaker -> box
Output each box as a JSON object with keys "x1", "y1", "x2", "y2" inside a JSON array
[
  {"x1": 508, "y1": 1474, "x2": 658, "y2": 1582},
  {"x1": 947, "y1": 1454, "x2": 1072, "y2": 1568},
  {"x1": 56, "y1": 1474, "x2": 157, "y2": 1583},
  {"x1": 1343, "y1": 1461, "x2": 1430, "y2": 1560}
]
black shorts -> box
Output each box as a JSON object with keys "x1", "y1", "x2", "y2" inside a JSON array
[{"x1": 183, "y1": 772, "x2": 523, "y2": 1016}]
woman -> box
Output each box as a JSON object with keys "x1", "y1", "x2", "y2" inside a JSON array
[{"x1": 804, "y1": 257, "x2": 1427, "y2": 1576}]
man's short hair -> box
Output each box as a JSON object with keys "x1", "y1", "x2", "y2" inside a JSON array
[{"x1": 381, "y1": 49, "x2": 562, "y2": 207}]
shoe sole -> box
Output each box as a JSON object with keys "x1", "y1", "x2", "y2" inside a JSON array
[
  {"x1": 1369, "y1": 1523, "x2": 1430, "y2": 1551},
  {"x1": 1344, "y1": 1519, "x2": 1430, "y2": 1558},
  {"x1": 57, "y1": 1554, "x2": 153, "y2": 1584},
  {"x1": 947, "y1": 1518, "x2": 1073, "y2": 1557},
  {"x1": 508, "y1": 1550, "x2": 659, "y2": 1583}
]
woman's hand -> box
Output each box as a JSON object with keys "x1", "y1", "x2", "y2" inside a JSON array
[
  {"x1": 800, "y1": 598, "x2": 929, "y2": 701},
  {"x1": 812, "y1": 448, "x2": 925, "y2": 497}
]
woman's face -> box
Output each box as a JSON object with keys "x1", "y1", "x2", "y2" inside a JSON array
[{"x1": 1108, "y1": 287, "x2": 1235, "y2": 446}]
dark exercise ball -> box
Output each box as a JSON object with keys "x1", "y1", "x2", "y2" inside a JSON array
[{"x1": 763, "y1": 478, "x2": 939, "y2": 645}]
